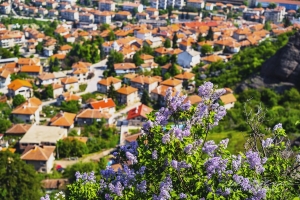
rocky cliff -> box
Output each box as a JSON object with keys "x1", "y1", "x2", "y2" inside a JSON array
[{"x1": 237, "y1": 31, "x2": 300, "y2": 92}]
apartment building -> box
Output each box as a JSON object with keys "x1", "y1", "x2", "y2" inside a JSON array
[
  {"x1": 98, "y1": 0, "x2": 116, "y2": 11},
  {"x1": 186, "y1": 0, "x2": 205, "y2": 9},
  {"x1": 61, "y1": 9, "x2": 79, "y2": 21},
  {"x1": 123, "y1": 1, "x2": 143, "y2": 13},
  {"x1": 0, "y1": 2, "x2": 11, "y2": 14},
  {"x1": 0, "y1": 31, "x2": 26, "y2": 48},
  {"x1": 94, "y1": 11, "x2": 112, "y2": 24},
  {"x1": 79, "y1": 12, "x2": 94, "y2": 23}
]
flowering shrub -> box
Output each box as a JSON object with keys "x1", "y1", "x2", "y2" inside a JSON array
[{"x1": 42, "y1": 82, "x2": 300, "y2": 200}]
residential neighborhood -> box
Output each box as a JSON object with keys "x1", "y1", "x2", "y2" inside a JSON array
[{"x1": 0, "y1": 0, "x2": 299, "y2": 198}]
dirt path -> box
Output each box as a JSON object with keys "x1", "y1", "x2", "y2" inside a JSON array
[{"x1": 54, "y1": 148, "x2": 115, "y2": 168}]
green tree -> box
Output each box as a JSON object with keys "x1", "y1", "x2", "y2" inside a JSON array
[
  {"x1": 105, "y1": 50, "x2": 124, "y2": 77},
  {"x1": 164, "y1": 38, "x2": 171, "y2": 48},
  {"x1": 57, "y1": 138, "x2": 89, "y2": 158},
  {"x1": 264, "y1": 21, "x2": 272, "y2": 31},
  {"x1": 141, "y1": 90, "x2": 152, "y2": 106},
  {"x1": 12, "y1": 94, "x2": 26, "y2": 107},
  {"x1": 43, "y1": 84, "x2": 54, "y2": 99},
  {"x1": 0, "y1": 150, "x2": 42, "y2": 200},
  {"x1": 268, "y1": 2, "x2": 277, "y2": 9},
  {"x1": 132, "y1": 8, "x2": 138, "y2": 16},
  {"x1": 132, "y1": 51, "x2": 144, "y2": 66},
  {"x1": 49, "y1": 57, "x2": 60, "y2": 72},
  {"x1": 283, "y1": 16, "x2": 292, "y2": 28},
  {"x1": 201, "y1": 44, "x2": 213, "y2": 55},
  {"x1": 13, "y1": 45, "x2": 20, "y2": 57},
  {"x1": 35, "y1": 42, "x2": 43, "y2": 54},
  {"x1": 152, "y1": 67, "x2": 162, "y2": 76},
  {"x1": 0, "y1": 47, "x2": 14, "y2": 58},
  {"x1": 172, "y1": 32, "x2": 178, "y2": 48},
  {"x1": 163, "y1": 72, "x2": 171, "y2": 80},
  {"x1": 61, "y1": 100, "x2": 80, "y2": 113},
  {"x1": 197, "y1": 34, "x2": 205, "y2": 42},
  {"x1": 168, "y1": 63, "x2": 180, "y2": 76},
  {"x1": 206, "y1": 27, "x2": 214, "y2": 41},
  {"x1": 0, "y1": 118, "x2": 12, "y2": 133},
  {"x1": 64, "y1": 162, "x2": 98, "y2": 183},
  {"x1": 257, "y1": 2, "x2": 262, "y2": 7},
  {"x1": 107, "y1": 82, "x2": 117, "y2": 101},
  {"x1": 243, "y1": 0, "x2": 248, "y2": 6},
  {"x1": 167, "y1": 6, "x2": 173, "y2": 18}
]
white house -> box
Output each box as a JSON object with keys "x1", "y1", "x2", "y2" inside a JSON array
[
  {"x1": 135, "y1": 29, "x2": 152, "y2": 40},
  {"x1": 177, "y1": 50, "x2": 201, "y2": 68},
  {"x1": 97, "y1": 76, "x2": 122, "y2": 94},
  {"x1": 89, "y1": 98, "x2": 116, "y2": 115},
  {"x1": 220, "y1": 93, "x2": 237, "y2": 110},
  {"x1": 122, "y1": 1, "x2": 143, "y2": 13},
  {"x1": 8, "y1": 79, "x2": 33, "y2": 99},
  {"x1": 0, "y1": 69, "x2": 11, "y2": 88},
  {"x1": 60, "y1": 77, "x2": 79, "y2": 92},
  {"x1": 0, "y1": 2, "x2": 11, "y2": 14},
  {"x1": 116, "y1": 86, "x2": 139, "y2": 105},
  {"x1": 205, "y1": 3, "x2": 214, "y2": 10},
  {"x1": 114, "y1": 63, "x2": 137, "y2": 75}
]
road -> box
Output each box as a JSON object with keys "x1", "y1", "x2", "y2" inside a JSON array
[
  {"x1": 0, "y1": 13, "x2": 53, "y2": 22},
  {"x1": 54, "y1": 148, "x2": 115, "y2": 168},
  {"x1": 85, "y1": 59, "x2": 107, "y2": 93}
]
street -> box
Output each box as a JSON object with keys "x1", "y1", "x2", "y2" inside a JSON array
[{"x1": 85, "y1": 59, "x2": 107, "y2": 93}]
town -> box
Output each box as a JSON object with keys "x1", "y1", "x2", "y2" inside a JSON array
[{"x1": 0, "y1": 0, "x2": 299, "y2": 197}]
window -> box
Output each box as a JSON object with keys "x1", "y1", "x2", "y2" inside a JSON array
[{"x1": 40, "y1": 161, "x2": 46, "y2": 165}]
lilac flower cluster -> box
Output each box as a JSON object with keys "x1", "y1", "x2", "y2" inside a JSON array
[
  {"x1": 216, "y1": 188, "x2": 231, "y2": 197},
  {"x1": 296, "y1": 155, "x2": 300, "y2": 163},
  {"x1": 219, "y1": 138, "x2": 229, "y2": 149},
  {"x1": 171, "y1": 160, "x2": 192, "y2": 171},
  {"x1": 137, "y1": 180, "x2": 147, "y2": 193},
  {"x1": 202, "y1": 140, "x2": 218, "y2": 156},
  {"x1": 165, "y1": 89, "x2": 191, "y2": 113},
  {"x1": 233, "y1": 175, "x2": 266, "y2": 200},
  {"x1": 212, "y1": 103, "x2": 227, "y2": 127},
  {"x1": 262, "y1": 138, "x2": 273, "y2": 148},
  {"x1": 75, "y1": 171, "x2": 96, "y2": 184},
  {"x1": 204, "y1": 156, "x2": 228, "y2": 178},
  {"x1": 40, "y1": 194, "x2": 50, "y2": 200},
  {"x1": 179, "y1": 193, "x2": 187, "y2": 199},
  {"x1": 168, "y1": 125, "x2": 191, "y2": 141},
  {"x1": 246, "y1": 151, "x2": 266, "y2": 174},
  {"x1": 183, "y1": 139, "x2": 204, "y2": 154},
  {"x1": 153, "y1": 176, "x2": 173, "y2": 200},
  {"x1": 126, "y1": 152, "x2": 137, "y2": 164},
  {"x1": 198, "y1": 82, "x2": 214, "y2": 100},
  {"x1": 273, "y1": 123, "x2": 282, "y2": 131},
  {"x1": 152, "y1": 150, "x2": 158, "y2": 159},
  {"x1": 232, "y1": 155, "x2": 242, "y2": 171}
]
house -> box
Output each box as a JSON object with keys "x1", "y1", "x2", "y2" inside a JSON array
[
  {"x1": 127, "y1": 104, "x2": 153, "y2": 126},
  {"x1": 41, "y1": 179, "x2": 69, "y2": 193},
  {"x1": 49, "y1": 111, "x2": 76, "y2": 129},
  {"x1": 79, "y1": 12, "x2": 94, "y2": 23},
  {"x1": 220, "y1": 93, "x2": 237, "y2": 110},
  {"x1": 5, "y1": 124, "x2": 32, "y2": 136},
  {"x1": 56, "y1": 92, "x2": 82, "y2": 106},
  {"x1": 140, "y1": 54, "x2": 154, "y2": 63},
  {"x1": 0, "y1": 2, "x2": 11, "y2": 14},
  {"x1": 19, "y1": 125, "x2": 67, "y2": 150},
  {"x1": 160, "y1": 78, "x2": 182, "y2": 91},
  {"x1": 115, "y1": 11, "x2": 132, "y2": 20},
  {"x1": 97, "y1": 76, "x2": 122, "y2": 94},
  {"x1": 7, "y1": 79, "x2": 33, "y2": 99},
  {"x1": 11, "y1": 97, "x2": 42, "y2": 124},
  {"x1": 144, "y1": 37, "x2": 163, "y2": 48},
  {"x1": 185, "y1": 95, "x2": 202, "y2": 105},
  {"x1": 94, "y1": 11, "x2": 112, "y2": 24},
  {"x1": 123, "y1": 73, "x2": 138, "y2": 84},
  {"x1": 60, "y1": 9, "x2": 79, "y2": 21},
  {"x1": 151, "y1": 85, "x2": 181, "y2": 106},
  {"x1": 52, "y1": 83, "x2": 64, "y2": 98},
  {"x1": 46, "y1": 1, "x2": 58, "y2": 9},
  {"x1": 114, "y1": 63, "x2": 137, "y2": 75},
  {"x1": 18, "y1": 57, "x2": 40, "y2": 68},
  {"x1": 177, "y1": 50, "x2": 201, "y2": 68},
  {"x1": 76, "y1": 109, "x2": 113, "y2": 125},
  {"x1": 135, "y1": 29, "x2": 152, "y2": 40},
  {"x1": 98, "y1": 0, "x2": 116, "y2": 11},
  {"x1": 116, "y1": 86, "x2": 139, "y2": 105},
  {"x1": 0, "y1": 69, "x2": 11, "y2": 88},
  {"x1": 136, "y1": 12, "x2": 150, "y2": 20},
  {"x1": 60, "y1": 77, "x2": 79, "y2": 92},
  {"x1": 205, "y1": 3, "x2": 214, "y2": 10},
  {"x1": 201, "y1": 54, "x2": 223, "y2": 64},
  {"x1": 49, "y1": 9, "x2": 59, "y2": 17},
  {"x1": 122, "y1": 1, "x2": 143, "y2": 13},
  {"x1": 140, "y1": 62, "x2": 159, "y2": 72},
  {"x1": 20, "y1": 65, "x2": 43, "y2": 77},
  {"x1": 37, "y1": 73, "x2": 60, "y2": 86},
  {"x1": 21, "y1": 145, "x2": 56, "y2": 173},
  {"x1": 38, "y1": 8, "x2": 48, "y2": 16},
  {"x1": 161, "y1": 63, "x2": 182, "y2": 75},
  {"x1": 145, "y1": 7, "x2": 159, "y2": 16},
  {"x1": 233, "y1": 28, "x2": 252, "y2": 41},
  {"x1": 88, "y1": 98, "x2": 116, "y2": 114},
  {"x1": 174, "y1": 71, "x2": 195, "y2": 88},
  {"x1": 186, "y1": 0, "x2": 204, "y2": 9},
  {"x1": 179, "y1": 39, "x2": 192, "y2": 51},
  {"x1": 72, "y1": 68, "x2": 89, "y2": 83},
  {"x1": 130, "y1": 75, "x2": 159, "y2": 94},
  {"x1": 72, "y1": 61, "x2": 92, "y2": 71}
]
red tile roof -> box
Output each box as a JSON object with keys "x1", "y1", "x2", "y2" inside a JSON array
[
  {"x1": 127, "y1": 104, "x2": 153, "y2": 120},
  {"x1": 89, "y1": 98, "x2": 116, "y2": 109}
]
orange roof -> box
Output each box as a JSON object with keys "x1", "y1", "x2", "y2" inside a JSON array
[
  {"x1": 8, "y1": 79, "x2": 32, "y2": 91},
  {"x1": 220, "y1": 93, "x2": 236, "y2": 104},
  {"x1": 185, "y1": 95, "x2": 202, "y2": 105},
  {"x1": 50, "y1": 112, "x2": 76, "y2": 127},
  {"x1": 0, "y1": 69, "x2": 12, "y2": 78},
  {"x1": 28, "y1": 97, "x2": 42, "y2": 106},
  {"x1": 20, "y1": 65, "x2": 41, "y2": 73},
  {"x1": 21, "y1": 146, "x2": 55, "y2": 161},
  {"x1": 38, "y1": 73, "x2": 55, "y2": 80},
  {"x1": 72, "y1": 61, "x2": 92, "y2": 69},
  {"x1": 114, "y1": 63, "x2": 136, "y2": 70},
  {"x1": 73, "y1": 68, "x2": 88, "y2": 74},
  {"x1": 51, "y1": 54, "x2": 66, "y2": 60},
  {"x1": 117, "y1": 86, "x2": 138, "y2": 95},
  {"x1": 161, "y1": 78, "x2": 182, "y2": 87},
  {"x1": 61, "y1": 92, "x2": 81, "y2": 101},
  {"x1": 90, "y1": 98, "x2": 116, "y2": 109},
  {"x1": 76, "y1": 109, "x2": 111, "y2": 119},
  {"x1": 202, "y1": 55, "x2": 223, "y2": 63},
  {"x1": 61, "y1": 77, "x2": 78, "y2": 84},
  {"x1": 60, "y1": 44, "x2": 72, "y2": 51},
  {"x1": 131, "y1": 75, "x2": 159, "y2": 84},
  {"x1": 12, "y1": 103, "x2": 39, "y2": 115},
  {"x1": 174, "y1": 71, "x2": 195, "y2": 80},
  {"x1": 98, "y1": 76, "x2": 121, "y2": 86},
  {"x1": 116, "y1": 11, "x2": 131, "y2": 16},
  {"x1": 155, "y1": 47, "x2": 168, "y2": 55},
  {"x1": 6, "y1": 124, "x2": 32, "y2": 135},
  {"x1": 140, "y1": 54, "x2": 154, "y2": 60},
  {"x1": 151, "y1": 85, "x2": 182, "y2": 97},
  {"x1": 65, "y1": 136, "x2": 88, "y2": 143},
  {"x1": 124, "y1": 73, "x2": 138, "y2": 80},
  {"x1": 18, "y1": 58, "x2": 40, "y2": 65},
  {"x1": 127, "y1": 104, "x2": 153, "y2": 120},
  {"x1": 52, "y1": 83, "x2": 63, "y2": 90}
]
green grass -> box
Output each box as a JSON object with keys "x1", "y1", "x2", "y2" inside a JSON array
[{"x1": 207, "y1": 131, "x2": 248, "y2": 154}]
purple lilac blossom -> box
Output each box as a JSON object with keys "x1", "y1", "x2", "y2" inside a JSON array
[
  {"x1": 126, "y1": 152, "x2": 138, "y2": 164},
  {"x1": 204, "y1": 157, "x2": 228, "y2": 178},
  {"x1": 211, "y1": 88, "x2": 226, "y2": 101},
  {"x1": 262, "y1": 138, "x2": 273, "y2": 148},
  {"x1": 179, "y1": 193, "x2": 187, "y2": 199},
  {"x1": 75, "y1": 171, "x2": 96, "y2": 184},
  {"x1": 198, "y1": 82, "x2": 214, "y2": 100},
  {"x1": 232, "y1": 155, "x2": 242, "y2": 171},
  {"x1": 233, "y1": 175, "x2": 252, "y2": 191},
  {"x1": 184, "y1": 144, "x2": 193, "y2": 154},
  {"x1": 191, "y1": 102, "x2": 208, "y2": 124},
  {"x1": 162, "y1": 134, "x2": 171, "y2": 144},
  {"x1": 154, "y1": 176, "x2": 173, "y2": 200},
  {"x1": 246, "y1": 151, "x2": 265, "y2": 174},
  {"x1": 171, "y1": 160, "x2": 192, "y2": 171},
  {"x1": 40, "y1": 194, "x2": 50, "y2": 200},
  {"x1": 109, "y1": 181, "x2": 124, "y2": 196},
  {"x1": 137, "y1": 180, "x2": 147, "y2": 193},
  {"x1": 137, "y1": 166, "x2": 146, "y2": 175},
  {"x1": 152, "y1": 150, "x2": 158, "y2": 159},
  {"x1": 213, "y1": 106, "x2": 226, "y2": 126},
  {"x1": 202, "y1": 140, "x2": 218, "y2": 156},
  {"x1": 143, "y1": 120, "x2": 153, "y2": 131},
  {"x1": 105, "y1": 194, "x2": 113, "y2": 200},
  {"x1": 219, "y1": 138, "x2": 229, "y2": 149},
  {"x1": 273, "y1": 123, "x2": 282, "y2": 131}
]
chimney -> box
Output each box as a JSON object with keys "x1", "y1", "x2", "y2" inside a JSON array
[
  {"x1": 104, "y1": 98, "x2": 108, "y2": 103},
  {"x1": 135, "y1": 106, "x2": 138, "y2": 113}
]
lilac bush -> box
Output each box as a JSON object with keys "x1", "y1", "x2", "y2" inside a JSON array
[{"x1": 49, "y1": 82, "x2": 300, "y2": 200}]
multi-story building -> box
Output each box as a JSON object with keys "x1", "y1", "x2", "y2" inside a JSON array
[
  {"x1": 61, "y1": 9, "x2": 79, "y2": 21},
  {"x1": 167, "y1": 0, "x2": 175, "y2": 8},
  {"x1": 158, "y1": 0, "x2": 167, "y2": 9},
  {"x1": 175, "y1": 0, "x2": 184, "y2": 8},
  {"x1": 264, "y1": 10, "x2": 282, "y2": 23},
  {"x1": 186, "y1": 0, "x2": 205, "y2": 9},
  {"x1": 0, "y1": 2, "x2": 11, "y2": 14},
  {"x1": 122, "y1": 1, "x2": 143, "y2": 13},
  {"x1": 94, "y1": 11, "x2": 112, "y2": 24},
  {"x1": 98, "y1": 0, "x2": 116, "y2": 11},
  {"x1": 79, "y1": 12, "x2": 94, "y2": 23},
  {"x1": 0, "y1": 31, "x2": 26, "y2": 48},
  {"x1": 145, "y1": 7, "x2": 159, "y2": 16},
  {"x1": 150, "y1": 0, "x2": 159, "y2": 9}
]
